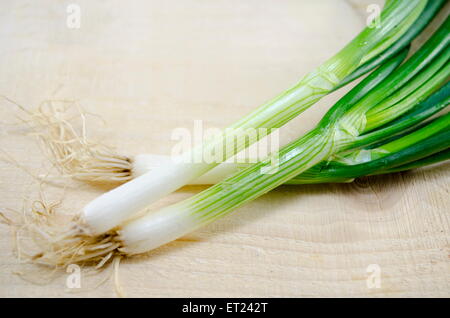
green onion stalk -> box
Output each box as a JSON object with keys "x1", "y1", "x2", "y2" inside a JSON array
[
  {"x1": 336, "y1": 0, "x2": 447, "y2": 89},
  {"x1": 378, "y1": 147, "x2": 450, "y2": 175}
]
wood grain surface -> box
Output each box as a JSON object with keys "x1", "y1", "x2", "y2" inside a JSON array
[{"x1": 0, "y1": 0, "x2": 449, "y2": 297}]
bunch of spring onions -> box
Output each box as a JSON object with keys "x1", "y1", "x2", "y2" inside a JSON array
[
  {"x1": 11, "y1": 0, "x2": 449, "y2": 265},
  {"x1": 80, "y1": 0, "x2": 439, "y2": 234}
]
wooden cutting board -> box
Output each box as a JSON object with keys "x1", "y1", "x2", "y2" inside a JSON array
[{"x1": 0, "y1": 0, "x2": 449, "y2": 297}]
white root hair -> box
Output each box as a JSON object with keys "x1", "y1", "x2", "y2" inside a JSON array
[
  {"x1": 1, "y1": 191, "x2": 127, "y2": 295},
  {"x1": 1, "y1": 192, "x2": 124, "y2": 268},
  {"x1": 17, "y1": 99, "x2": 133, "y2": 182}
]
